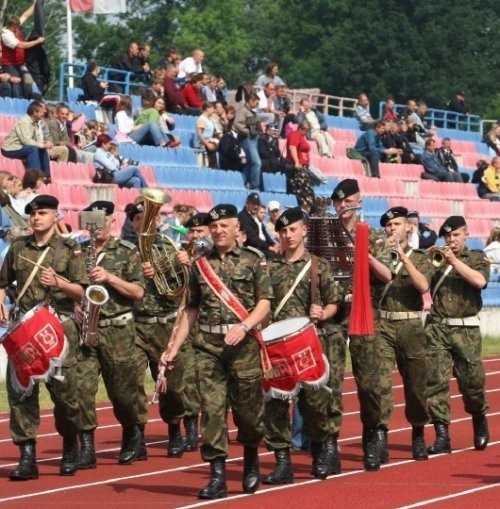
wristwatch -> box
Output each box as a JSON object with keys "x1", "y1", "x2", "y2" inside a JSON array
[{"x1": 240, "y1": 323, "x2": 250, "y2": 333}]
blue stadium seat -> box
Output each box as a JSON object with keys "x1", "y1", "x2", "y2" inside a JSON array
[
  {"x1": 263, "y1": 173, "x2": 287, "y2": 193},
  {"x1": 67, "y1": 87, "x2": 84, "y2": 103},
  {"x1": 325, "y1": 115, "x2": 359, "y2": 130},
  {"x1": 468, "y1": 237, "x2": 485, "y2": 250}
]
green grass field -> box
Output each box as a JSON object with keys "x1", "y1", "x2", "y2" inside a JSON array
[{"x1": 1, "y1": 335, "x2": 500, "y2": 413}]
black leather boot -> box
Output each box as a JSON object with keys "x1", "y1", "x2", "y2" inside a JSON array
[
  {"x1": 77, "y1": 430, "x2": 96, "y2": 469},
  {"x1": 242, "y1": 446, "x2": 260, "y2": 494},
  {"x1": 60, "y1": 436, "x2": 79, "y2": 476},
  {"x1": 377, "y1": 426, "x2": 389, "y2": 464},
  {"x1": 411, "y1": 426, "x2": 428, "y2": 460},
  {"x1": 118, "y1": 425, "x2": 141, "y2": 464},
  {"x1": 9, "y1": 441, "x2": 38, "y2": 481},
  {"x1": 137, "y1": 423, "x2": 147, "y2": 461},
  {"x1": 427, "y1": 422, "x2": 451, "y2": 454},
  {"x1": 167, "y1": 422, "x2": 185, "y2": 458},
  {"x1": 262, "y1": 449, "x2": 294, "y2": 485},
  {"x1": 198, "y1": 459, "x2": 227, "y2": 499},
  {"x1": 311, "y1": 440, "x2": 329, "y2": 479},
  {"x1": 326, "y1": 435, "x2": 341, "y2": 475},
  {"x1": 363, "y1": 428, "x2": 381, "y2": 471},
  {"x1": 183, "y1": 417, "x2": 199, "y2": 452},
  {"x1": 472, "y1": 414, "x2": 489, "y2": 450}
]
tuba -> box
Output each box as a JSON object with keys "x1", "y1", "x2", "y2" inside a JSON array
[{"x1": 138, "y1": 188, "x2": 189, "y2": 298}]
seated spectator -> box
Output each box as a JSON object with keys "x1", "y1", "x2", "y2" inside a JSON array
[
  {"x1": 274, "y1": 85, "x2": 294, "y2": 136},
  {"x1": 392, "y1": 121, "x2": 420, "y2": 164},
  {"x1": 382, "y1": 97, "x2": 398, "y2": 121},
  {"x1": 195, "y1": 102, "x2": 218, "y2": 168},
  {"x1": 80, "y1": 61, "x2": 108, "y2": 102},
  {"x1": 406, "y1": 210, "x2": 437, "y2": 250},
  {"x1": 256, "y1": 82, "x2": 281, "y2": 128},
  {"x1": 47, "y1": 102, "x2": 82, "y2": 163},
  {"x1": 108, "y1": 41, "x2": 147, "y2": 92},
  {"x1": 436, "y1": 138, "x2": 469, "y2": 183},
  {"x1": 155, "y1": 46, "x2": 181, "y2": 70},
  {"x1": 484, "y1": 227, "x2": 500, "y2": 282},
  {"x1": 218, "y1": 121, "x2": 246, "y2": 171},
  {"x1": 0, "y1": 68, "x2": 21, "y2": 98},
  {"x1": 181, "y1": 73, "x2": 203, "y2": 109},
  {"x1": 135, "y1": 95, "x2": 180, "y2": 148},
  {"x1": 74, "y1": 119, "x2": 99, "y2": 152},
  {"x1": 177, "y1": 49, "x2": 204, "y2": 83},
  {"x1": 147, "y1": 76, "x2": 165, "y2": 101},
  {"x1": 201, "y1": 74, "x2": 218, "y2": 103},
  {"x1": 447, "y1": 90, "x2": 471, "y2": 114},
  {"x1": 295, "y1": 98, "x2": 335, "y2": 158},
  {"x1": 1, "y1": 100, "x2": 52, "y2": 178},
  {"x1": 10, "y1": 169, "x2": 46, "y2": 218},
  {"x1": 472, "y1": 159, "x2": 489, "y2": 198},
  {"x1": 114, "y1": 95, "x2": 171, "y2": 146},
  {"x1": 255, "y1": 62, "x2": 285, "y2": 88},
  {"x1": 484, "y1": 122, "x2": 500, "y2": 156},
  {"x1": 481, "y1": 156, "x2": 500, "y2": 201},
  {"x1": 162, "y1": 203, "x2": 194, "y2": 247},
  {"x1": 215, "y1": 76, "x2": 228, "y2": 105},
  {"x1": 163, "y1": 63, "x2": 199, "y2": 116},
  {"x1": 353, "y1": 120, "x2": 401, "y2": 177},
  {"x1": 93, "y1": 134, "x2": 147, "y2": 188},
  {"x1": 380, "y1": 121, "x2": 401, "y2": 163},
  {"x1": 420, "y1": 138, "x2": 462, "y2": 182},
  {"x1": 266, "y1": 200, "x2": 282, "y2": 243},
  {"x1": 354, "y1": 93, "x2": 375, "y2": 131},
  {"x1": 211, "y1": 100, "x2": 229, "y2": 139},
  {"x1": 258, "y1": 124, "x2": 294, "y2": 174}
]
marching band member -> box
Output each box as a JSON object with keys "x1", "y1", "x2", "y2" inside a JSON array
[
  {"x1": 263, "y1": 207, "x2": 340, "y2": 484},
  {"x1": 0, "y1": 195, "x2": 85, "y2": 480},
  {"x1": 378, "y1": 207, "x2": 432, "y2": 460},
  {"x1": 426, "y1": 216, "x2": 490, "y2": 454},
  {"x1": 75, "y1": 201, "x2": 145, "y2": 468},
  {"x1": 164, "y1": 204, "x2": 273, "y2": 500}
]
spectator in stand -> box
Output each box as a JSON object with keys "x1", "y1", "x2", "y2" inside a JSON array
[
  {"x1": 74, "y1": 119, "x2": 99, "y2": 153},
  {"x1": 218, "y1": 120, "x2": 246, "y2": 171},
  {"x1": 47, "y1": 103, "x2": 81, "y2": 163},
  {"x1": 266, "y1": 200, "x2": 282, "y2": 243},
  {"x1": 181, "y1": 73, "x2": 203, "y2": 110},
  {"x1": 137, "y1": 43, "x2": 152, "y2": 81},
  {"x1": 481, "y1": 156, "x2": 500, "y2": 201},
  {"x1": 484, "y1": 227, "x2": 500, "y2": 282},
  {"x1": 436, "y1": 138, "x2": 469, "y2": 183},
  {"x1": 155, "y1": 46, "x2": 181, "y2": 69},
  {"x1": 256, "y1": 82, "x2": 282, "y2": 128},
  {"x1": 353, "y1": 120, "x2": 401, "y2": 178},
  {"x1": 135, "y1": 95, "x2": 180, "y2": 148},
  {"x1": 1, "y1": 100, "x2": 51, "y2": 178},
  {"x1": 211, "y1": 101, "x2": 229, "y2": 139},
  {"x1": 196, "y1": 102, "x2": 218, "y2": 168},
  {"x1": 255, "y1": 62, "x2": 285, "y2": 88},
  {"x1": 274, "y1": 85, "x2": 294, "y2": 137},
  {"x1": 472, "y1": 159, "x2": 489, "y2": 199},
  {"x1": 201, "y1": 74, "x2": 218, "y2": 103},
  {"x1": 93, "y1": 134, "x2": 147, "y2": 189},
  {"x1": 380, "y1": 121, "x2": 402, "y2": 163},
  {"x1": 108, "y1": 41, "x2": 147, "y2": 92},
  {"x1": 0, "y1": 68, "x2": 22, "y2": 98},
  {"x1": 295, "y1": 98, "x2": 335, "y2": 158},
  {"x1": 484, "y1": 122, "x2": 500, "y2": 156},
  {"x1": 258, "y1": 124, "x2": 294, "y2": 175},
  {"x1": 421, "y1": 138, "x2": 462, "y2": 183},
  {"x1": 390, "y1": 121, "x2": 420, "y2": 164},
  {"x1": 382, "y1": 97, "x2": 398, "y2": 121},
  {"x1": 406, "y1": 210, "x2": 437, "y2": 250},
  {"x1": 80, "y1": 62, "x2": 108, "y2": 103},
  {"x1": 1, "y1": 4, "x2": 45, "y2": 99},
  {"x1": 163, "y1": 63, "x2": 199, "y2": 116},
  {"x1": 147, "y1": 76, "x2": 165, "y2": 101},
  {"x1": 177, "y1": 49, "x2": 204, "y2": 82},
  {"x1": 234, "y1": 90, "x2": 262, "y2": 190},
  {"x1": 399, "y1": 99, "x2": 433, "y2": 151},
  {"x1": 215, "y1": 76, "x2": 228, "y2": 105},
  {"x1": 10, "y1": 169, "x2": 46, "y2": 219},
  {"x1": 354, "y1": 93, "x2": 376, "y2": 131},
  {"x1": 447, "y1": 90, "x2": 471, "y2": 115}
]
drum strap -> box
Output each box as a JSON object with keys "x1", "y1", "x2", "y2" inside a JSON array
[
  {"x1": 378, "y1": 248, "x2": 413, "y2": 308},
  {"x1": 431, "y1": 264, "x2": 453, "y2": 300},
  {"x1": 195, "y1": 256, "x2": 273, "y2": 378},
  {"x1": 274, "y1": 259, "x2": 311, "y2": 320}
]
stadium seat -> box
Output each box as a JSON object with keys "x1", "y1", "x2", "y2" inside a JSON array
[
  {"x1": 115, "y1": 187, "x2": 140, "y2": 211},
  {"x1": 379, "y1": 163, "x2": 422, "y2": 179},
  {"x1": 66, "y1": 87, "x2": 84, "y2": 103}
]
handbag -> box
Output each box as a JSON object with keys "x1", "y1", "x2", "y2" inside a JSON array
[{"x1": 93, "y1": 168, "x2": 114, "y2": 184}]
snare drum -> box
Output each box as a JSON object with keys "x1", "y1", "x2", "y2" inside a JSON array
[
  {"x1": 262, "y1": 317, "x2": 329, "y2": 401},
  {"x1": 1, "y1": 304, "x2": 68, "y2": 396}
]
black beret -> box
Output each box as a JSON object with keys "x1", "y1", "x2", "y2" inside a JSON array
[
  {"x1": 330, "y1": 178, "x2": 360, "y2": 200},
  {"x1": 83, "y1": 200, "x2": 115, "y2": 216},
  {"x1": 208, "y1": 204, "x2": 238, "y2": 223},
  {"x1": 25, "y1": 194, "x2": 59, "y2": 214},
  {"x1": 407, "y1": 210, "x2": 420, "y2": 219},
  {"x1": 126, "y1": 201, "x2": 144, "y2": 221},
  {"x1": 439, "y1": 216, "x2": 466, "y2": 237},
  {"x1": 380, "y1": 206, "x2": 409, "y2": 227},
  {"x1": 275, "y1": 207, "x2": 306, "y2": 232},
  {"x1": 246, "y1": 192, "x2": 261, "y2": 204},
  {"x1": 185, "y1": 212, "x2": 210, "y2": 229}
]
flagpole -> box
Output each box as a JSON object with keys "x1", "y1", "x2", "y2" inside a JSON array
[{"x1": 66, "y1": 0, "x2": 74, "y2": 89}]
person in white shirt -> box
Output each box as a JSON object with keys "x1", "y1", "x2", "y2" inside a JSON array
[{"x1": 177, "y1": 49, "x2": 204, "y2": 80}]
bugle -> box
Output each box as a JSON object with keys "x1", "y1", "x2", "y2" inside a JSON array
[{"x1": 428, "y1": 245, "x2": 449, "y2": 268}]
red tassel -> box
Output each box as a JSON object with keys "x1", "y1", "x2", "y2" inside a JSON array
[{"x1": 348, "y1": 222, "x2": 375, "y2": 336}]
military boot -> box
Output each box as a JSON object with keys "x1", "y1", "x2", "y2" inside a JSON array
[
  {"x1": 326, "y1": 435, "x2": 341, "y2": 475},
  {"x1": 77, "y1": 430, "x2": 96, "y2": 469},
  {"x1": 363, "y1": 428, "x2": 381, "y2": 471},
  {"x1": 377, "y1": 426, "x2": 389, "y2": 464},
  {"x1": 9, "y1": 440, "x2": 38, "y2": 481},
  {"x1": 242, "y1": 446, "x2": 260, "y2": 494},
  {"x1": 311, "y1": 440, "x2": 329, "y2": 479},
  {"x1": 262, "y1": 449, "x2": 294, "y2": 485},
  {"x1": 60, "y1": 436, "x2": 79, "y2": 476},
  {"x1": 198, "y1": 459, "x2": 227, "y2": 499},
  {"x1": 411, "y1": 426, "x2": 428, "y2": 460},
  {"x1": 183, "y1": 417, "x2": 199, "y2": 452},
  {"x1": 118, "y1": 425, "x2": 141, "y2": 465},
  {"x1": 137, "y1": 423, "x2": 148, "y2": 461},
  {"x1": 167, "y1": 422, "x2": 185, "y2": 458},
  {"x1": 427, "y1": 422, "x2": 451, "y2": 454},
  {"x1": 472, "y1": 414, "x2": 489, "y2": 450}
]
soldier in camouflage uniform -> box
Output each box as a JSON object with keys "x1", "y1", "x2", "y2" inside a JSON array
[
  {"x1": 378, "y1": 207, "x2": 432, "y2": 461},
  {"x1": 330, "y1": 179, "x2": 392, "y2": 471},
  {"x1": 426, "y1": 216, "x2": 490, "y2": 454},
  {"x1": 263, "y1": 207, "x2": 340, "y2": 484},
  {"x1": 0, "y1": 195, "x2": 85, "y2": 480},
  {"x1": 75, "y1": 201, "x2": 146, "y2": 468},
  {"x1": 165, "y1": 203, "x2": 273, "y2": 500}
]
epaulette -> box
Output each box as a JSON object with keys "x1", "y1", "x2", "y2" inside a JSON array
[
  {"x1": 412, "y1": 248, "x2": 427, "y2": 255},
  {"x1": 118, "y1": 238, "x2": 137, "y2": 250},
  {"x1": 243, "y1": 245, "x2": 265, "y2": 258}
]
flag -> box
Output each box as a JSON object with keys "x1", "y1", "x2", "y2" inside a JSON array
[{"x1": 69, "y1": 0, "x2": 127, "y2": 14}]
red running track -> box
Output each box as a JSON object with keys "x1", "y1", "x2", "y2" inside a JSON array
[{"x1": 1, "y1": 358, "x2": 500, "y2": 508}]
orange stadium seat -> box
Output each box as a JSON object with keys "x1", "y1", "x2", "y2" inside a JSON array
[
  {"x1": 464, "y1": 200, "x2": 500, "y2": 219},
  {"x1": 115, "y1": 187, "x2": 141, "y2": 211},
  {"x1": 0, "y1": 155, "x2": 25, "y2": 177},
  {"x1": 330, "y1": 128, "x2": 357, "y2": 144},
  {"x1": 466, "y1": 219, "x2": 494, "y2": 238},
  {"x1": 419, "y1": 181, "x2": 479, "y2": 200},
  {"x1": 379, "y1": 163, "x2": 422, "y2": 179}
]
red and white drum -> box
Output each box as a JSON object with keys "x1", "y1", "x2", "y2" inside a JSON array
[
  {"x1": 1, "y1": 304, "x2": 68, "y2": 396},
  {"x1": 261, "y1": 317, "x2": 329, "y2": 401}
]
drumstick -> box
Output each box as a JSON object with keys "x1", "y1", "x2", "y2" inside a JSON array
[{"x1": 18, "y1": 255, "x2": 71, "y2": 284}]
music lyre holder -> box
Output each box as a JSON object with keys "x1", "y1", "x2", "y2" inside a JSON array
[{"x1": 78, "y1": 210, "x2": 106, "y2": 235}]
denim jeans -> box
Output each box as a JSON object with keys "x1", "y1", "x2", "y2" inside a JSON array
[
  {"x1": 113, "y1": 166, "x2": 147, "y2": 188},
  {"x1": 291, "y1": 401, "x2": 310, "y2": 450},
  {"x1": 130, "y1": 122, "x2": 168, "y2": 146},
  {"x1": 1, "y1": 146, "x2": 51, "y2": 177},
  {"x1": 240, "y1": 137, "x2": 261, "y2": 189}
]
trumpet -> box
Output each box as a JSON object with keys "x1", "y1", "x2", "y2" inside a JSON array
[{"x1": 428, "y1": 245, "x2": 450, "y2": 268}]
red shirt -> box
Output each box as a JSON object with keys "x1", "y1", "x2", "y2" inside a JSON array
[
  {"x1": 181, "y1": 83, "x2": 203, "y2": 108},
  {"x1": 286, "y1": 130, "x2": 310, "y2": 166}
]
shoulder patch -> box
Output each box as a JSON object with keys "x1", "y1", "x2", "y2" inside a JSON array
[
  {"x1": 243, "y1": 245, "x2": 265, "y2": 258},
  {"x1": 118, "y1": 238, "x2": 137, "y2": 250}
]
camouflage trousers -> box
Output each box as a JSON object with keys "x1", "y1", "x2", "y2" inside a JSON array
[
  {"x1": 426, "y1": 323, "x2": 488, "y2": 425},
  {"x1": 135, "y1": 320, "x2": 185, "y2": 426},
  {"x1": 180, "y1": 330, "x2": 201, "y2": 419},
  {"x1": 8, "y1": 318, "x2": 81, "y2": 444},
  {"x1": 77, "y1": 320, "x2": 138, "y2": 430},
  {"x1": 193, "y1": 332, "x2": 265, "y2": 461},
  {"x1": 378, "y1": 317, "x2": 429, "y2": 427},
  {"x1": 287, "y1": 165, "x2": 316, "y2": 214}
]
